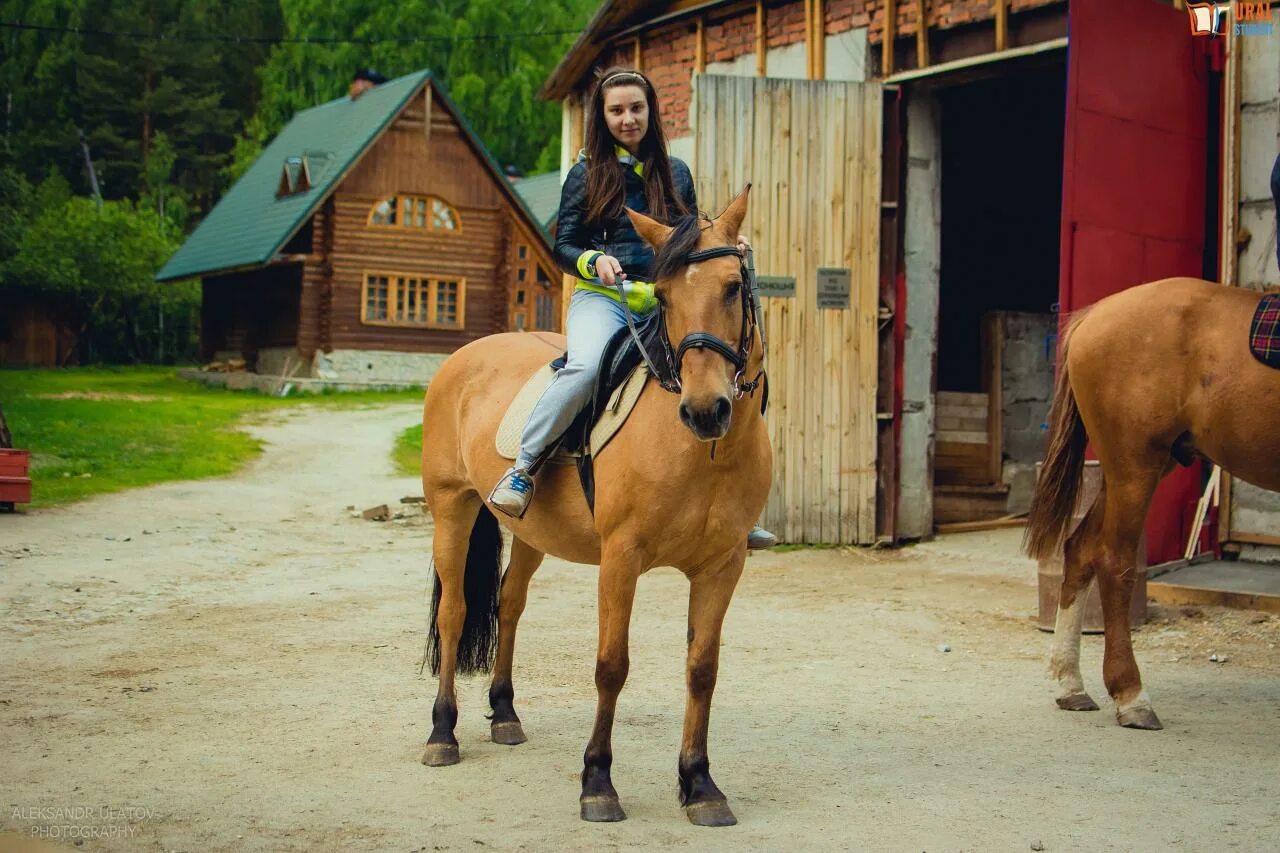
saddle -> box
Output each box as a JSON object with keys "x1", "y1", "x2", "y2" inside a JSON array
[
  {"x1": 1249, "y1": 293, "x2": 1280, "y2": 369},
  {"x1": 495, "y1": 310, "x2": 673, "y2": 512}
]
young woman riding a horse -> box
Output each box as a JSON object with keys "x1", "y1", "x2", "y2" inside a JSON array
[{"x1": 487, "y1": 66, "x2": 775, "y2": 550}]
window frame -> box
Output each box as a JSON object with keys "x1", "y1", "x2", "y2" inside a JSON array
[
  {"x1": 366, "y1": 194, "x2": 462, "y2": 233},
  {"x1": 360, "y1": 269, "x2": 467, "y2": 330}
]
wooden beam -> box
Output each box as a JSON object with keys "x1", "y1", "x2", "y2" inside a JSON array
[
  {"x1": 756, "y1": 0, "x2": 767, "y2": 76},
  {"x1": 994, "y1": 0, "x2": 1008, "y2": 51},
  {"x1": 815, "y1": 0, "x2": 825, "y2": 79},
  {"x1": 1230, "y1": 532, "x2": 1280, "y2": 547},
  {"x1": 1148, "y1": 581, "x2": 1280, "y2": 614},
  {"x1": 695, "y1": 16, "x2": 706, "y2": 74},
  {"x1": 883, "y1": 0, "x2": 897, "y2": 76},
  {"x1": 883, "y1": 35, "x2": 1066, "y2": 83},
  {"x1": 916, "y1": 0, "x2": 929, "y2": 69},
  {"x1": 634, "y1": 37, "x2": 643, "y2": 71},
  {"x1": 805, "y1": 0, "x2": 814, "y2": 78}
]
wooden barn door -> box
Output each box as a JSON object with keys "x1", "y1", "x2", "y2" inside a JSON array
[
  {"x1": 694, "y1": 75, "x2": 883, "y2": 544},
  {"x1": 1059, "y1": 0, "x2": 1215, "y2": 564}
]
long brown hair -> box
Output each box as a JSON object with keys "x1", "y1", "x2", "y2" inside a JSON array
[{"x1": 583, "y1": 66, "x2": 689, "y2": 228}]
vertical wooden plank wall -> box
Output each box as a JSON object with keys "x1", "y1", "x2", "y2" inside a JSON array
[{"x1": 694, "y1": 75, "x2": 882, "y2": 544}]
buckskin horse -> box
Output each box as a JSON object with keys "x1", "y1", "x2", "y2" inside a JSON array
[
  {"x1": 1025, "y1": 277, "x2": 1280, "y2": 729},
  {"x1": 417, "y1": 187, "x2": 771, "y2": 825}
]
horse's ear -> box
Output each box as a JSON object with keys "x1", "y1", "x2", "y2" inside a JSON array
[
  {"x1": 715, "y1": 182, "x2": 751, "y2": 242},
  {"x1": 625, "y1": 207, "x2": 674, "y2": 249}
]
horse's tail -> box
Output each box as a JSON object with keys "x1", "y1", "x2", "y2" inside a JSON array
[
  {"x1": 426, "y1": 505, "x2": 503, "y2": 677},
  {"x1": 1024, "y1": 315, "x2": 1090, "y2": 563}
]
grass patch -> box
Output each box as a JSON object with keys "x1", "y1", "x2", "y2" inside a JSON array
[
  {"x1": 393, "y1": 423, "x2": 422, "y2": 478},
  {"x1": 0, "y1": 366, "x2": 423, "y2": 507}
]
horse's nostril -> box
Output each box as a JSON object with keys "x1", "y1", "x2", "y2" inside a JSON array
[
  {"x1": 714, "y1": 397, "x2": 732, "y2": 425},
  {"x1": 678, "y1": 403, "x2": 694, "y2": 426}
]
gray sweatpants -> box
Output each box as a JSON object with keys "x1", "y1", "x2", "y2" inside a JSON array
[{"x1": 515, "y1": 288, "x2": 651, "y2": 470}]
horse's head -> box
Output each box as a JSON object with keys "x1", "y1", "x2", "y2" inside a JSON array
[{"x1": 627, "y1": 184, "x2": 756, "y2": 442}]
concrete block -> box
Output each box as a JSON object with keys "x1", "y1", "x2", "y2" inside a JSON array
[
  {"x1": 317, "y1": 349, "x2": 448, "y2": 385},
  {"x1": 1237, "y1": 201, "x2": 1280, "y2": 289},
  {"x1": 1002, "y1": 340, "x2": 1045, "y2": 378},
  {"x1": 824, "y1": 28, "x2": 868, "y2": 82},
  {"x1": 1003, "y1": 463, "x2": 1039, "y2": 516},
  {"x1": 1240, "y1": 545, "x2": 1280, "y2": 564},
  {"x1": 1002, "y1": 402, "x2": 1035, "y2": 433},
  {"x1": 1004, "y1": 370, "x2": 1053, "y2": 405},
  {"x1": 765, "y1": 41, "x2": 807, "y2": 79},
  {"x1": 668, "y1": 135, "x2": 694, "y2": 169},
  {"x1": 1239, "y1": 105, "x2": 1280, "y2": 202},
  {"x1": 1006, "y1": 429, "x2": 1048, "y2": 463},
  {"x1": 705, "y1": 52, "x2": 755, "y2": 77},
  {"x1": 1242, "y1": 34, "x2": 1280, "y2": 107}
]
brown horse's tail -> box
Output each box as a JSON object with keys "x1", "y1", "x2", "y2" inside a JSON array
[
  {"x1": 426, "y1": 505, "x2": 503, "y2": 676},
  {"x1": 1024, "y1": 317, "x2": 1090, "y2": 562}
]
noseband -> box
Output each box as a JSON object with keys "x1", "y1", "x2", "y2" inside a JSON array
[{"x1": 617, "y1": 245, "x2": 768, "y2": 413}]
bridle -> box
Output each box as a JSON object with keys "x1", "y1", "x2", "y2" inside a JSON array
[{"x1": 616, "y1": 244, "x2": 768, "y2": 413}]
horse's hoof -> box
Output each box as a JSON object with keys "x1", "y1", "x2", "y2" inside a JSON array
[
  {"x1": 421, "y1": 742, "x2": 461, "y2": 766},
  {"x1": 491, "y1": 720, "x2": 527, "y2": 746},
  {"x1": 580, "y1": 795, "x2": 626, "y2": 822},
  {"x1": 1056, "y1": 692, "x2": 1100, "y2": 712},
  {"x1": 685, "y1": 799, "x2": 738, "y2": 827},
  {"x1": 1117, "y1": 706, "x2": 1164, "y2": 730}
]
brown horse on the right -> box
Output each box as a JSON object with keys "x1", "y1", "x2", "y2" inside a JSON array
[{"x1": 1025, "y1": 277, "x2": 1280, "y2": 730}]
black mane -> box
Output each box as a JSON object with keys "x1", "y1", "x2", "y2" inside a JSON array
[{"x1": 650, "y1": 213, "x2": 716, "y2": 281}]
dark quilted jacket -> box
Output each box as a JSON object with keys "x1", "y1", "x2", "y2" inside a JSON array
[{"x1": 553, "y1": 156, "x2": 697, "y2": 282}]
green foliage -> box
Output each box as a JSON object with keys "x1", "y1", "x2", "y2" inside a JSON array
[
  {"x1": 0, "y1": 0, "x2": 595, "y2": 365},
  {"x1": 0, "y1": 366, "x2": 424, "y2": 506},
  {"x1": 236, "y1": 0, "x2": 595, "y2": 178},
  {"x1": 393, "y1": 423, "x2": 423, "y2": 478},
  {"x1": 2, "y1": 194, "x2": 199, "y2": 362}
]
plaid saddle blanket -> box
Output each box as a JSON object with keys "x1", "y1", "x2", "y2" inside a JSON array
[{"x1": 1250, "y1": 293, "x2": 1280, "y2": 369}]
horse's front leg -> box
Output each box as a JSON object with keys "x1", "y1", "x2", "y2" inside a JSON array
[
  {"x1": 679, "y1": 550, "x2": 745, "y2": 827},
  {"x1": 580, "y1": 544, "x2": 639, "y2": 822}
]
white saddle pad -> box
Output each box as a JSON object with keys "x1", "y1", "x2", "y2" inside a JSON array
[{"x1": 495, "y1": 364, "x2": 649, "y2": 463}]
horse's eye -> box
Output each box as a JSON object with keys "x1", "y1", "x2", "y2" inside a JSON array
[
  {"x1": 655, "y1": 291, "x2": 668, "y2": 307},
  {"x1": 725, "y1": 281, "x2": 741, "y2": 302}
]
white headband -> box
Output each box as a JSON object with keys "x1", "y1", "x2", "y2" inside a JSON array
[{"x1": 601, "y1": 71, "x2": 647, "y2": 88}]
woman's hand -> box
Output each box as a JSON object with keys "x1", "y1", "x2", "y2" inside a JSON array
[
  {"x1": 736, "y1": 234, "x2": 752, "y2": 257},
  {"x1": 596, "y1": 254, "x2": 627, "y2": 286}
]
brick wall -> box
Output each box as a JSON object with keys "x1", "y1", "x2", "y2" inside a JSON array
[
  {"x1": 644, "y1": 22, "x2": 699, "y2": 137},
  {"x1": 578, "y1": 0, "x2": 1063, "y2": 131}
]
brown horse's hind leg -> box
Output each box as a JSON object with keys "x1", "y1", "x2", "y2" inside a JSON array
[
  {"x1": 1095, "y1": 463, "x2": 1165, "y2": 730},
  {"x1": 678, "y1": 553, "x2": 745, "y2": 828},
  {"x1": 489, "y1": 537, "x2": 544, "y2": 746},
  {"x1": 580, "y1": 546, "x2": 640, "y2": 823},
  {"x1": 422, "y1": 489, "x2": 482, "y2": 767},
  {"x1": 1050, "y1": 494, "x2": 1104, "y2": 712}
]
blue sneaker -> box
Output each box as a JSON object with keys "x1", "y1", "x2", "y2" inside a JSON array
[
  {"x1": 488, "y1": 466, "x2": 535, "y2": 518},
  {"x1": 747, "y1": 526, "x2": 778, "y2": 550}
]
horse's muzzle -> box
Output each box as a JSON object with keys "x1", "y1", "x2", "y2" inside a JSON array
[{"x1": 679, "y1": 396, "x2": 732, "y2": 441}]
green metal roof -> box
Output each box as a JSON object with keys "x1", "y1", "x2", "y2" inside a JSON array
[
  {"x1": 511, "y1": 171, "x2": 561, "y2": 234},
  {"x1": 156, "y1": 70, "x2": 432, "y2": 282}
]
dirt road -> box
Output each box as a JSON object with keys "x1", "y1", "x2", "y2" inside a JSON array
[{"x1": 2, "y1": 404, "x2": 1277, "y2": 851}]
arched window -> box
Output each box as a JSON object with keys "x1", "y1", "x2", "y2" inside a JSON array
[{"x1": 367, "y1": 194, "x2": 461, "y2": 232}]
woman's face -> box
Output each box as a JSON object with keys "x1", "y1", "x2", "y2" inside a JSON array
[{"x1": 602, "y1": 84, "x2": 649, "y2": 153}]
